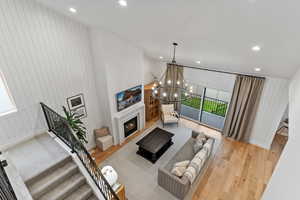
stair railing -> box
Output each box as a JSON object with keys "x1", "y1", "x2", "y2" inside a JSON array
[
  {"x1": 40, "y1": 103, "x2": 119, "y2": 200},
  {"x1": 0, "y1": 152, "x2": 18, "y2": 200}
]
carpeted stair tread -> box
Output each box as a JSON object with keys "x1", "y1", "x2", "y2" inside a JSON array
[
  {"x1": 38, "y1": 173, "x2": 86, "y2": 200},
  {"x1": 28, "y1": 160, "x2": 78, "y2": 199},
  {"x1": 63, "y1": 183, "x2": 93, "y2": 200},
  {"x1": 26, "y1": 156, "x2": 72, "y2": 186}
]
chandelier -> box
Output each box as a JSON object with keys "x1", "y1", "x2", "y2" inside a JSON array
[{"x1": 151, "y1": 43, "x2": 193, "y2": 103}]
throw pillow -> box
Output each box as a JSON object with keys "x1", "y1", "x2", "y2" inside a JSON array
[
  {"x1": 171, "y1": 166, "x2": 186, "y2": 177},
  {"x1": 195, "y1": 148, "x2": 207, "y2": 161},
  {"x1": 190, "y1": 157, "x2": 203, "y2": 173},
  {"x1": 94, "y1": 127, "x2": 110, "y2": 138},
  {"x1": 196, "y1": 132, "x2": 207, "y2": 143},
  {"x1": 174, "y1": 160, "x2": 190, "y2": 168},
  {"x1": 192, "y1": 130, "x2": 201, "y2": 139},
  {"x1": 193, "y1": 140, "x2": 203, "y2": 154},
  {"x1": 183, "y1": 166, "x2": 197, "y2": 184},
  {"x1": 203, "y1": 138, "x2": 214, "y2": 157}
]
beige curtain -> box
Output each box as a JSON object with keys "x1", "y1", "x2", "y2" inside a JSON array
[
  {"x1": 163, "y1": 63, "x2": 184, "y2": 111},
  {"x1": 223, "y1": 75, "x2": 265, "y2": 142}
]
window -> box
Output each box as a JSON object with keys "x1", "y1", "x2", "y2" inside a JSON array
[
  {"x1": 0, "y1": 70, "x2": 17, "y2": 116},
  {"x1": 181, "y1": 82, "x2": 231, "y2": 130}
]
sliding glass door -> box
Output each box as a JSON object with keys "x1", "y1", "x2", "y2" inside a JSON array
[{"x1": 181, "y1": 83, "x2": 231, "y2": 130}]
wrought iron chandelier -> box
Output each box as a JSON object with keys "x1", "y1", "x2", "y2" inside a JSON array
[{"x1": 151, "y1": 43, "x2": 193, "y2": 103}]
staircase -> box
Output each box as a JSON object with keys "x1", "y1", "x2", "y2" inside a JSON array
[{"x1": 26, "y1": 156, "x2": 98, "y2": 200}]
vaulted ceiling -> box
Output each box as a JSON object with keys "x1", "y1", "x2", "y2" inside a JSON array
[{"x1": 36, "y1": 0, "x2": 300, "y2": 79}]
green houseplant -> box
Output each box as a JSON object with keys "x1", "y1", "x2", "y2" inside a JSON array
[{"x1": 63, "y1": 106, "x2": 88, "y2": 144}]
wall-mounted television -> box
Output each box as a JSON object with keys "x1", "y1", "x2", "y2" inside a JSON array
[{"x1": 116, "y1": 85, "x2": 142, "y2": 112}]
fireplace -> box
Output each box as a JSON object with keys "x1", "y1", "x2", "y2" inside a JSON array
[{"x1": 124, "y1": 116, "x2": 138, "y2": 138}]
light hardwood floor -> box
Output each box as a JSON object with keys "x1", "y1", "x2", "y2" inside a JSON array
[
  {"x1": 91, "y1": 118, "x2": 287, "y2": 200},
  {"x1": 190, "y1": 123, "x2": 287, "y2": 200}
]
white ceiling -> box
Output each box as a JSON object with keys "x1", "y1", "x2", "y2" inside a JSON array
[{"x1": 36, "y1": 0, "x2": 300, "y2": 79}]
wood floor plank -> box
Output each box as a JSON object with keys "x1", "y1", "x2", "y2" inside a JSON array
[{"x1": 91, "y1": 118, "x2": 287, "y2": 200}]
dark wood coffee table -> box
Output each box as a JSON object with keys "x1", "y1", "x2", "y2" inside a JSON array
[{"x1": 136, "y1": 127, "x2": 174, "y2": 163}]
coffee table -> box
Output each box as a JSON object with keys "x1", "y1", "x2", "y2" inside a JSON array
[{"x1": 136, "y1": 127, "x2": 174, "y2": 163}]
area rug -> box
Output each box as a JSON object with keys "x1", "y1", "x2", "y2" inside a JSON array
[{"x1": 99, "y1": 121, "x2": 221, "y2": 200}]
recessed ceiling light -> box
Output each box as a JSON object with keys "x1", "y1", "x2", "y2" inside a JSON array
[
  {"x1": 252, "y1": 45, "x2": 261, "y2": 52},
  {"x1": 69, "y1": 7, "x2": 77, "y2": 13},
  {"x1": 118, "y1": 0, "x2": 127, "y2": 7},
  {"x1": 254, "y1": 67, "x2": 261, "y2": 72},
  {"x1": 196, "y1": 61, "x2": 201, "y2": 64},
  {"x1": 159, "y1": 56, "x2": 164, "y2": 59}
]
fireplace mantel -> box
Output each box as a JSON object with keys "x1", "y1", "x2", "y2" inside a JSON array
[{"x1": 113, "y1": 103, "x2": 145, "y2": 144}]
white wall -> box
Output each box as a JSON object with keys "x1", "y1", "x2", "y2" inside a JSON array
[
  {"x1": 262, "y1": 69, "x2": 300, "y2": 199},
  {"x1": 184, "y1": 68, "x2": 236, "y2": 93},
  {"x1": 143, "y1": 56, "x2": 166, "y2": 84},
  {"x1": 90, "y1": 29, "x2": 147, "y2": 140},
  {"x1": 0, "y1": 0, "x2": 104, "y2": 150},
  {"x1": 249, "y1": 77, "x2": 289, "y2": 149}
]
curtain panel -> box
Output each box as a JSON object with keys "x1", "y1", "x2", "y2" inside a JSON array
[{"x1": 223, "y1": 75, "x2": 265, "y2": 142}]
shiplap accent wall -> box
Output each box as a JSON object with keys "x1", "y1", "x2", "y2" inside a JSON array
[
  {"x1": 0, "y1": 0, "x2": 103, "y2": 149},
  {"x1": 262, "y1": 69, "x2": 300, "y2": 200},
  {"x1": 250, "y1": 77, "x2": 290, "y2": 149}
]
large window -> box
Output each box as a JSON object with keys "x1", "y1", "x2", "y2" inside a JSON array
[
  {"x1": 181, "y1": 82, "x2": 231, "y2": 130},
  {"x1": 0, "y1": 70, "x2": 17, "y2": 116}
]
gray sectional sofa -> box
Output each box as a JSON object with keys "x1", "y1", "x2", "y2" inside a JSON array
[{"x1": 158, "y1": 134, "x2": 215, "y2": 199}]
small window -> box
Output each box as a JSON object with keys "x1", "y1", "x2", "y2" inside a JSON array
[{"x1": 0, "y1": 70, "x2": 17, "y2": 116}]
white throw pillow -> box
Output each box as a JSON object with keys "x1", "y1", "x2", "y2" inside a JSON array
[
  {"x1": 190, "y1": 157, "x2": 204, "y2": 173},
  {"x1": 171, "y1": 166, "x2": 186, "y2": 177},
  {"x1": 195, "y1": 148, "x2": 207, "y2": 161},
  {"x1": 174, "y1": 160, "x2": 190, "y2": 168},
  {"x1": 193, "y1": 140, "x2": 203, "y2": 154},
  {"x1": 196, "y1": 133, "x2": 207, "y2": 143},
  {"x1": 203, "y1": 138, "x2": 213, "y2": 156},
  {"x1": 183, "y1": 166, "x2": 197, "y2": 184}
]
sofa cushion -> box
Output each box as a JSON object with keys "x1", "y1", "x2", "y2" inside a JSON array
[
  {"x1": 171, "y1": 166, "x2": 186, "y2": 177},
  {"x1": 183, "y1": 166, "x2": 197, "y2": 184},
  {"x1": 174, "y1": 160, "x2": 190, "y2": 168},
  {"x1": 164, "y1": 138, "x2": 195, "y2": 171}
]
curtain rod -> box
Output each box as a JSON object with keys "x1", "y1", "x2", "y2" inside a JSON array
[{"x1": 168, "y1": 63, "x2": 266, "y2": 79}]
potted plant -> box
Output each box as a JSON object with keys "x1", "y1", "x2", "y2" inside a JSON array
[{"x1": 63, "y1": 106, "x2": 88, "y2": 144}]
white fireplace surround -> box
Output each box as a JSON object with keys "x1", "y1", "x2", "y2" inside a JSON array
[{"x1": 113, "y1": 103, "x2": 145, "y2": 144}]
